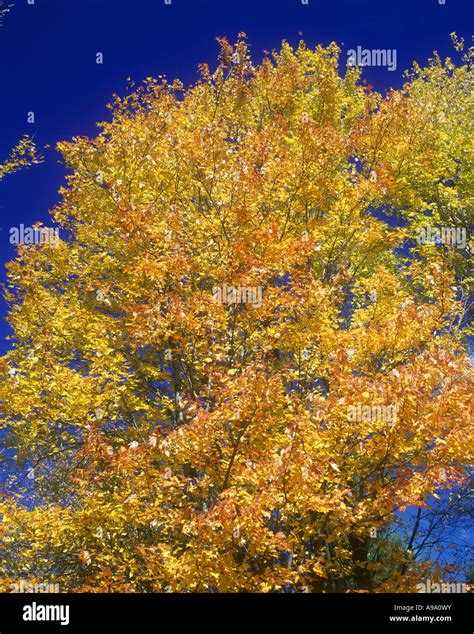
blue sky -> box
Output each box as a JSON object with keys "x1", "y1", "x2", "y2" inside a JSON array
[{"x1": 0, "y1": 0, "x2": 472, "y2": 354}]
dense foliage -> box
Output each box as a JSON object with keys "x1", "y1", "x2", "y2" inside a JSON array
[{"x1": 0, "y1": 35, "x2": 472, "y2": 592}]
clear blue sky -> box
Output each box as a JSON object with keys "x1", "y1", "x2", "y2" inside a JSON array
[{"x1": 0, "y1": 0, "x2": 472, "y2": 354}]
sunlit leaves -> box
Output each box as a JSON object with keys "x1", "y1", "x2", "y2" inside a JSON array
[{"x1": 0, "y1": 36, "x2": 472, "y2": 593}]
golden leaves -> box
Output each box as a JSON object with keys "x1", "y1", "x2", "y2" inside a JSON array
[{"x1": 0, "y1": 36, "x2": 472, "y2": 593}]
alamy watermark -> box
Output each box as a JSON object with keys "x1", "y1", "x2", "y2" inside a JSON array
[
  {"x1": 212, "y1": 284, "x2": 262, "y2": 308},
  {"x1": 9, "y1": 224, "x2": 59, "y2": 248},
  {"x1": 347, "y1": 46, "x2": 397, "y2": 71},
  {"x1": 417, "y1": 580, "x2": 467, "y2": 593},
  {"x1": 347, "y1": 403, "x2": 397, "y2": 426},
  {"x1": 10, "y1": 580, "x2": 60, "y2": 593},
  {"x1": 416, "y1": 226, "x2": 467, "y2": 249}
]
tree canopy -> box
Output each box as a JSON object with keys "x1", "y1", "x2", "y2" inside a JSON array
[{"x1": 0, "y1": 35, "x2": 472, "y2": 593}]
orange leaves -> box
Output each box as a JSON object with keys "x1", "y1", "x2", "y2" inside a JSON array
[
  {"x1": 0, "y1": 36, "x2": 472, "y2": 593},
  {"x1": 80, "y1": 548, "x2": 92, "y2": 567}
]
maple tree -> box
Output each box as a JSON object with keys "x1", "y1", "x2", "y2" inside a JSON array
[{"x1": 0, "y1": 35, "x2": 472, "y2": 593}]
